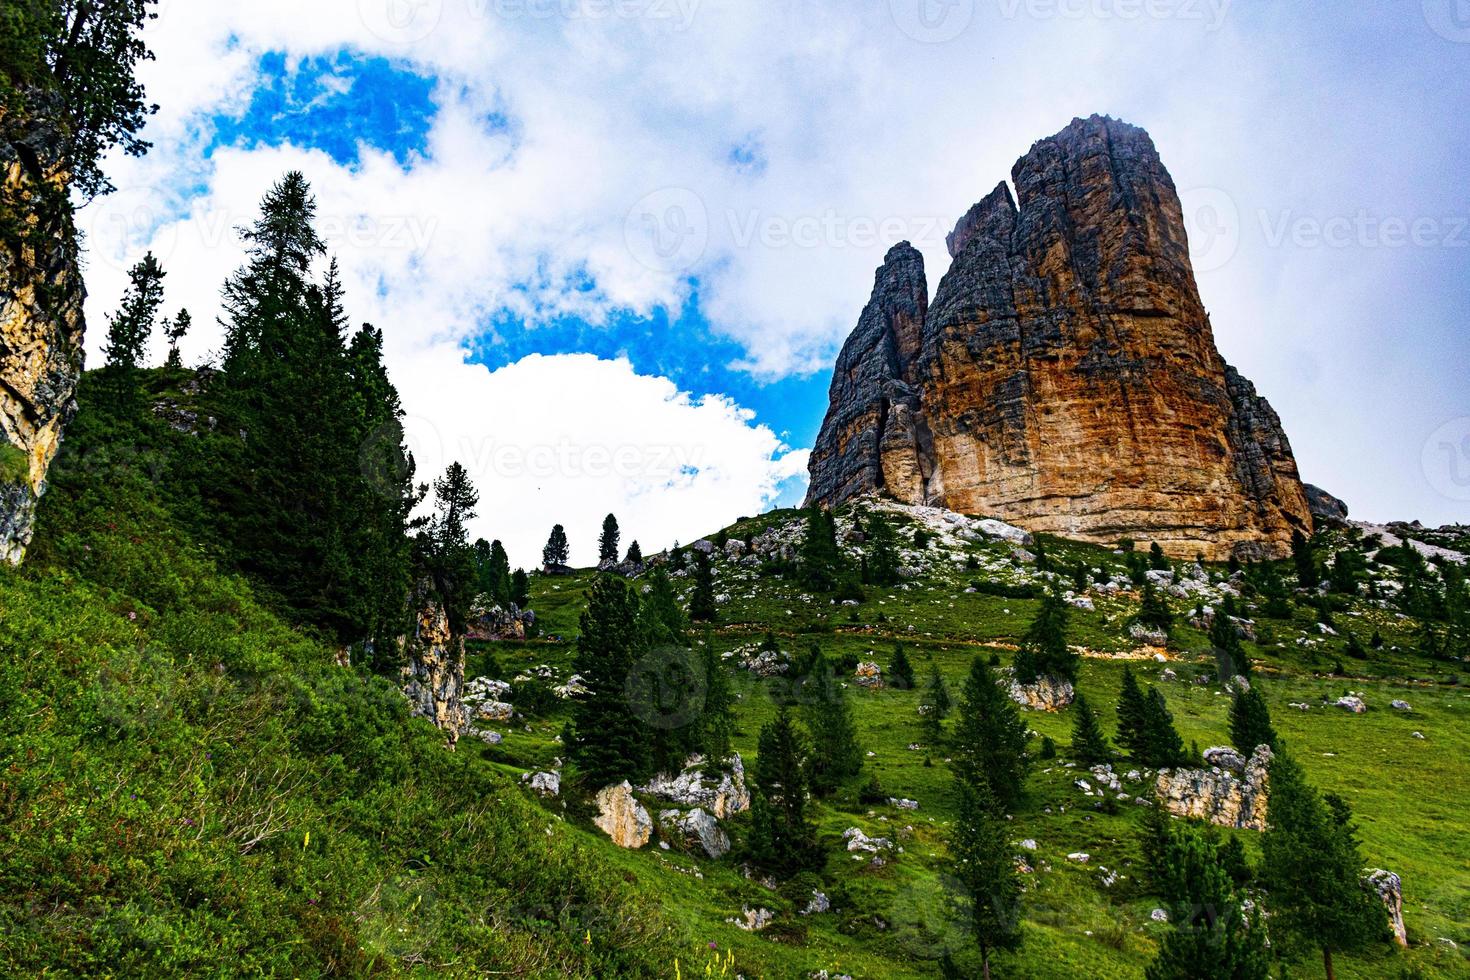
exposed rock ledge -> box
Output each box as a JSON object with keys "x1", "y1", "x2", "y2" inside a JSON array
[{"x1": 1154, "y1": 744, "x2": 1272, "y2": 830}]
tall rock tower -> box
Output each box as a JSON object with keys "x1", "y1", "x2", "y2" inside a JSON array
[{"x1": 806, "y1": 115, "x2": 1312, "y2": 561}]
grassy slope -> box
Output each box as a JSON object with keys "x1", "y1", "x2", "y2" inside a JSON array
[{"x1": 472, "y1": 509, "x2": 1470, "y2": 979}]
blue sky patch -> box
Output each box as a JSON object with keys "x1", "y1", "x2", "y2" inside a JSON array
[{"x1": 209, "y1": 50, "x2": 436, "y2": 167}]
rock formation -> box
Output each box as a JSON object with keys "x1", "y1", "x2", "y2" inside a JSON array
[
  {"x1": 1007, "y1": 673, "x2": 1075, "y2": 711},
  {"x1": 640, "y1": 753, "x2": 751, "y2": 820},
  {"x1": 1, "y1": 135, "x2": 86, "y2": 564},
  {"x1": 807, "y1": 115, "x2": 1314, "y2": 561},
  {"x1": 1304, "y1": 483, "x2": 1350, "y2": 523},
  {"x1": 1154, "y1": 744, "x2": 1272, "y2": 830},
  {"x1": 1364, "y1": 868, "x2": 1408, "y2": 947},
  {"x1": 593, "y1": 781, "x2": 652, "y2": 849},
  {"x1": 400, "y1": 582, "x2": 467, "y2": 744}
]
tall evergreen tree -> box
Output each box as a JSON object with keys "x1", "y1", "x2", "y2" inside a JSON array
[
  {"x1": 800, "y1": 647, "x2": 864, "y2": 795},
  {"x1": 163, "y1": 307, "x2": 190, "y2": 369},
  {"x1": 866, "y1": 510, "x2": 901, "y2": 586},
  {"x1": 509, "y1": 568, "x2": 531, "y2": 609},
  {"x1": 747, "y1": 707, "x2": 820, "y2": 875},
  {"x1": 1149, "y1": 541, "x2": 1170, "y2": 571},
  {"x1": 423, "y1": 462, "x2": 479, "y2": 634},
  {"x1": 568, "y1": 576, "x2": 651, "y2": 785},
  {"x1": 689, "y1": 549, "x2": 717, "y2": 622},
  {"x1": 799, "y1": 506, "x2": 842, "y2": 591},
  {"x1": 925, "y1": 663, "x2": 953, "y2": 718},
  {"x1": 543, "y1": 524, "x2": 570, "y2": 568},
  {"x1": 698, "y1": 633, "x2": 735, "y2": 762},
  {"x1": 888, "y1": 642, "x2": 916, "y2": 689},
  {"x1": 1210, "y1": 608, "x2": 1252, "y2": 680},
  {"x1": 1070, "y1": 692, "x2": 1113, "y2": 765},
  {"x1": 473, "y1": 538, "x2": 512, "y2": 606},
  {"x1": 951, "y1": 656, "x2": 1030, "y2": 811},
  {"x1": 624, "y1": 539, "x2": 642, "y2": 566},
  {"x1": 1116, "y1": 666, "x2": 1149, "y2": 756},
  {"x1": 1261, "y1": 752, "x2": 1387, "y2": 979},
  {"x1": 950, "y1": 777, "x2": 1023, "y2": 979},
  {"x1": 598, "y1": 513, "x2": 620, "y2": 565},
  {"x1": 1135, "y1": 582, "x2": 1175, "y2": 638},
  {"x1": 1138, "y1": 687, "x2": 1189, "y2": 769},
  {"x1": 103, "y1": 251, "x2": 164, "y2": 372},
  {"x1": 638, "y1": 565, "x2": 687, "y2": 647},
  {"x1": 1229, "y1": 687, "x2": 1277, "y2": 755},
  {"x1": 1013, "y1": 589, "x2": 1077, "y2": 682},
  {"x1": 1292, "y1": 529, "x2": 1319, "y2": 590}
]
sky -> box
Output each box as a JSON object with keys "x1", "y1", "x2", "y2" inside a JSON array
[{"x1": 78, "y1": 0, "x2": 1470, "y2": 566}]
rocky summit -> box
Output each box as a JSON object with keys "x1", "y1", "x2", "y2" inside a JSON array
[{"x1": 806, "y1": 115, "x2": 1314, "y2": 561}]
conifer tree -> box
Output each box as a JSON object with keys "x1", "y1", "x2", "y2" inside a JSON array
[
  {"x1": 950, "y1": 777, "x2": 1023, "y2": 979},
  {"x1": 1257, "y1": 561, "x2": 1294, "y2": 618},
  {"x1": 698, "y1": 633, "x2": 735, "y2": 762},
  {"x1": 952, "y1": 656, "x2": 1030, "y2": 811},
  {"x1": 424, "y1": 462, "x2": 480, "y2": 634},
  {"x1": 800, "y1": 647, "x2": 864, "y2": 795},
  {"x1": 1136, "y1": 582, "x2": 1175, "y2": 637},
  {"x1": 1261, "y1": 752, "x2": 1387, "y2": 979},
  {"x1": 598, "y1": 513, "x2": 620, "y2": 565},
  {"x1": 799, "y1": 506, "x2": 842, "y2": 591},
  {"x1": 543, "y1": 524, "x2": 570, "y2": 568},
  {"x1": 866, "y1": 510, "x2": 901, "y2": 586},
  {"x1": 568, "y1": 576, "x2": 651, "y2": 785},
  {"x1": 1292, "y1": 529, "x2": 1319, "y2": 590},
  {"x1": 163, "y1": 307, "x2": 190, "y2": 369},
  {"x1": 1069, "y1": 692, "x2": 1112, "y2": 765},
  {"x1": 473, "y1": 538, "x2": 512, "y2": 606},
  {"x1": 1149, "y1": 541, "x2": 1170, "y2": 571},
  {"x1": 1144, "y1": 823, "x2": 1271, "y2": 980},
  {"x1": 1139, "y1": 687, "x2": 1189, "y2": 769},
  {"x1": 625, "y1": 539, "x2": 642, "y2": 566},
  {"x1": 1210, "y1": 607, "x2": 1252, "y2": 679},
  {"x1": 1116, "y1": 666, "x2": 1149, "y2": 756},
  {"x1": 888, "y1": 642, "x2": 916, "y2": 689},
  {"x1": 1013, "y1": 589, "x2": 1077, "y2": 682},
  {"x1": 1229, "y1": 687, "x2": 1277, "y2": 755},
  {"x1": 638, "y1": 565, "x2": 687, "y2": 647},
  {"x1": 689, "y1": 549, "x2": 717, "y2": 622},
  {"x1": 102, "y1": 251, "x2": 165, "y2": 393},
  {"x1": 509, "y1": 568, "x2": 531, "y2": 609},
  {"x1": 747, "y1": 707, "x2": 820, "y2": 874},
  {"x1": 925, "y1": 663, "x2": 953, "y2": 718}
]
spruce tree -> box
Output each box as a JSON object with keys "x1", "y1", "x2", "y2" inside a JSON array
[
  {"x1": 1210, "y1": 608, "x2": 1251, "y2": 680},
  {"x1": 888, "y1": 643, "x2": 916, "y2": 689},
  {"x1": 163, "y1": 307, "x2": 190, "y2": 369},
  {"x1": 689, "y1": 549, "x2": 717, "y2": 622},
  {"x1": 543, "y1": 524, "x2": 570, "y2": 568},
  {"x1": 1144, "y1": 823, "x2": 1271, "y2": 980},
  {"x1": 1116, "y1": 665, "x2": 1149, "y2": 756},
  {"x1": 1013, "y1": 589, "x2": 1076, "y2": 682},
  {"x1": 625, "y1": 539, "x2": 643, "y2": 566},
  {"x1": 1069, "y1": 692, "x2": 1112, "y2": 765},
  {"x1": 698, "y1": 634, "x2": 734, "y2": 762},
  {"x1": 800, "y1": 647, "x2": 864, "y2": 795},
  {"x1": 926, "y1": 663, "x2": 952, "y2": 718},
  {"x1": 1139, "y1": 687, "x2": 1189, "y2": 769},
  {"x1": 748, "y1": 707, "x2": 820, "y2": 875},
  {"x1": 1229, "y1": 687, "x2": 1277, "y2": 755},
  {"x1": 1292, "y1": 529, "x2": 1319, "y2": 590},
  {"x1": 509, "y1": 568, "x2": 531, "y2": 609},
  {"x1": 1261, "y1": 752, "x2": 1387, "y2": 979},
  {"x1": 568, "y1": 576, "x2": 651, "y2": 785},
  {"x1": 598, "y1": 513, "x2": 620, "y2": 565},
  {"x1": 1149, "y1": 541, "x2": 1169, "y2": 571},
  {"x1": 102, "y1": 251, "x2": 165, "y2": 395},
  {"x1": 866, "y1": 510, "x2": 901, "y2": 586},
  {"x1": 952, "y1": 656, "x2": 1030, "y2": 811},
  {"x1": 799, "y1": 506, "x2": 842, "y2": 591},
  {"x1": 424, "y1": 462, "x2": 480, "y2": 634},
  {"x1": 638, "y1": 565, "x2": 687, "y2": 646},
  {"x1": 1136, "y1": 582, "x2": 1175, "y2": 637},
  {"x1": 950, "y1": 777, "x2": 1023, "y2": 979}
]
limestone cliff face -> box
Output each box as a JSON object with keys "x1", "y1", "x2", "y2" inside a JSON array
[
  {"x1": 400, "y1": 583, "x2": 467, "y2": 745},
  {"x1": 807, "y1": 115, "x2": 1312, "y2": 561},
  {"x1": 0, "y1": 139, "x2": 86, "y2": 564}
]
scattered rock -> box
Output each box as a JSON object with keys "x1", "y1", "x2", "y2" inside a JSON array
[
  {"x1": 1151, "y1": 908, "x2": 1169, "y2": 923},
  {"x1": 1390, "y1": 700, "x2": 1412, "y2": 712},
  {"x1": 1202, "y1": 746, "x2": 1247, "y2": 774},
  {"x1": 593, "y1": 782, "x2": 652, "y2": 849},
  {"x1": 843, "y1": 828, "x2": 894, "y2": 853},
  {"x1": 1335, "y1": 695, "x2": 1367, "y2": 714},
  {"x1": 660, "y1": 807, "x2": 730, "y2": 859},
  {"x1": 888, "y1": 798, "x2": 920, "y2": 811},
  {"x1": 1019, "y1": 839, "x2": 1038, "y2": 851},
  {"x1": 802, "y1": 891, "x2": 832, "y2": 915},
  {"x1": 521, "y1": 771, "x2": 560, "y2": 797},
  {"x1": 1364, "y1": 869, "x2": 1407, "y2": 947},
  {"x1": 854, "y1": 661, "x2": 884, "y2": 689},
  {"x1": 1067, "y1": 852, "x2": 1090, "y2": 864},
  {"x1": 729, "y1": 907, "x2": 774, "y2": 931},
  {"x1": 641, "y1": 754, "x2": 751, "y2": 819}
]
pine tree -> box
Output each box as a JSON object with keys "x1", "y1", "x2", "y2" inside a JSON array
[
  {"x1": 625, "y1": 540, "x2": 642, "y2": 566},
  {"x1": 1292, "y1": 530, "x2": 1319, "y2": 590},
  {"x1": 698, "y1": 633, "x2": 735, "y2": 762},
  {"x1": 1013, "y1": 589, "x2": 1077, "y2": 682},
  {"x1": 424, "y1": 462, "x2": 480, "y2": 634},
  {"x1": 952, "y1": 656, "x2": 1031, "y2": 811},
  {"x1": 509, "y1": 568, "x2": 531, "y2": 609},
  {"x1": 888, "y1": 643, "x2": 916, "y2": 689},
  {"x1": 598, "y1": 513, "x2": 620, "y2": 566},
  {"x1": 950, "y1": 777, "x2": 1023, "y2": 979},
  {"x1": 747, "y1": 707, "x2": 820, "y2": 875},
  {"x1": 926, "y1": 663, "x2": 952, "y2": 718},
  {"x1": 799, "y1": 506, "x2": 842, "y2": 591},
  {"x1": 1139, "y1": 687, "x2": 1189, "y2": 768},
  {"x1": 1149, "y1": 542, "x2": 1170, "y2": 571},
  {"x1": 102, "y1": 251, "x2": 165, "y2": 391},
  {"x1": 1257, "y1": 561, "x2": 1294, "y2": 618},
  {"x1": 1116, "y1": 666, "x2": 1149, "y2": 757},
  {"x1": 866, "y1": 510, "x2": 901, "y2": 586},
  {"x1": 568, "y1": 576, "x2": 651, "y2": 786},
  {"x1": 800, "y1": 647, "x2": 864, "y2": 795},
  {"x1": 638, "y1": 565, "x2": 687, "y2": 647},
  {"x1": 1261, "y1": 752, "x2": 1387, "y2": 979},
  {"x1": 689, "y1": 549, "x2": 717, "y2": 622},
  {"x1": 474, "y1": 538, "x2": 512, "y2": 606},
  {"x1": 1210, "y1": 608, "x2": 1252, "y2": 680},
  {"x1": 1144, "y1": 823, "x2": 1271, "y2": 980},
  {"x1": 1136, "y1": 583, "x2": 1175, "y2": 637},
  {"x1": 1070, "y1": 692, "x2": 1113, "y2": 765},
  {"x1": 162, "y1": 307, "x2": 190, "y2": 370},
  {"x1": 543, "y1": 524, "x2": 570, "y2": 568},
  {"x1": 1229, "y1": 687, "x2": 1277, "y2": 755}
]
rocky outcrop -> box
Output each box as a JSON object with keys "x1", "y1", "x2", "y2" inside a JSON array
[
  {"x1": 1304, "y1": 483, "x2": 1350, "y2": 524},
  {"x1": 1, "y1": 137, "x2": 86, "y2": 564},
  {"x1": 1155, "y1": 744, "x2": 1272, "y2": 830},
  {"x1": 593, "y1": 781, "x2": 652, "y2": 849},
  {"x1": 1008, "y1": 673, "x2": 1075, "y2": 711},
  {"x1": 1364, "y1": 868, "x2": 1407, "y2": 947},
  {"x1": 807, "y1": 115, "x2": 1313, "y2": 561},
  {"x1": 659, "y1": 807, "x2": 730, "y2": 859},
  {"x1": 466, "y1": 602, "x2": 535, "y2": 641},
  {"x1": 641, "y1": 754, "x2": 751, "y2": 820},
  {"x1": 400, "y1": 582, "x2": 466, "y2": 744}
]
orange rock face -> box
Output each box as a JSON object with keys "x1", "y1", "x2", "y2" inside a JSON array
[{"x1": 807, "y1": 115, "x2": 1312, "y2": 561}]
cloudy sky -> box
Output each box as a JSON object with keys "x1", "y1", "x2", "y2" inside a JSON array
[{"x1": 80, "y1": 0, "x2": 1470, "y2": 565}]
